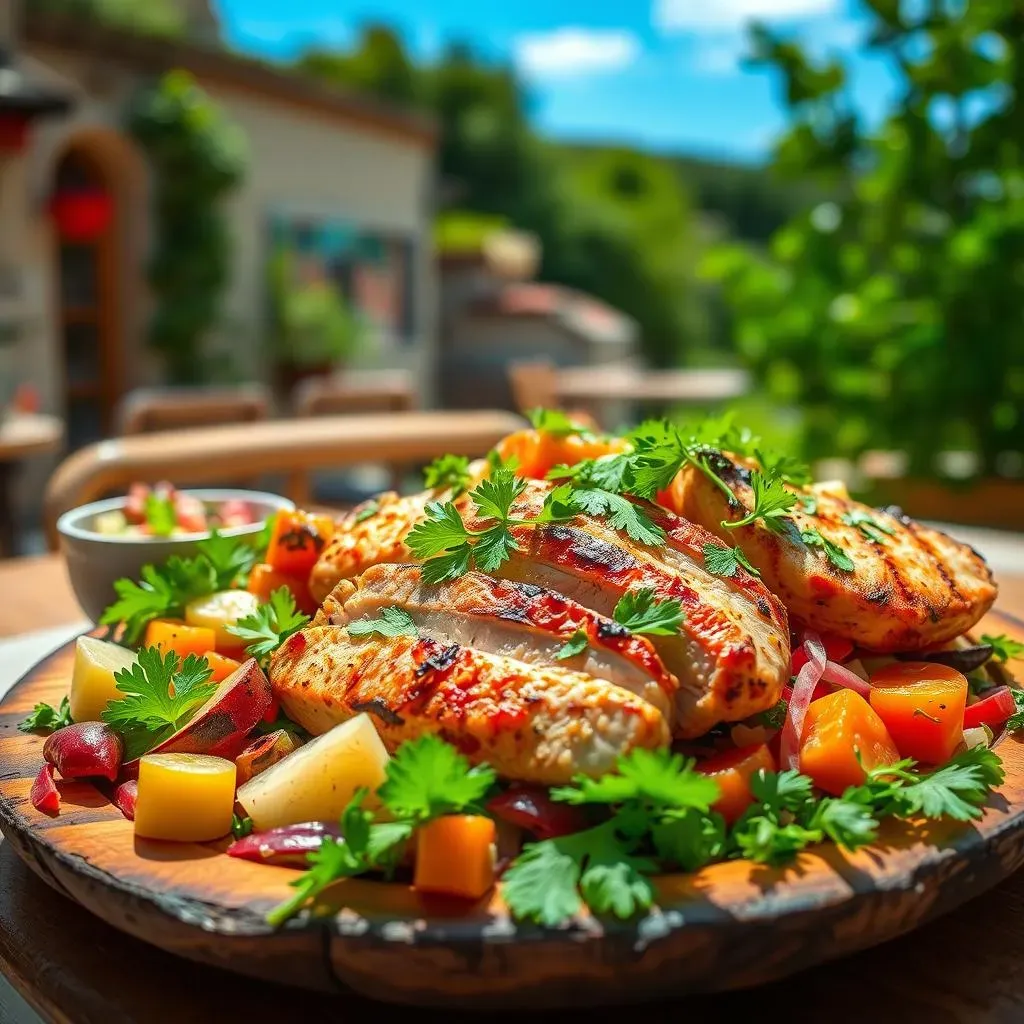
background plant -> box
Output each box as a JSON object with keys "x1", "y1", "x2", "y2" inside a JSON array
[
  {"x1": 129, "y1": 71, "x2": 246, "y2": 383},
  {"x1": 702, "y1": 1, "x2": 1024, "y2": 477}
]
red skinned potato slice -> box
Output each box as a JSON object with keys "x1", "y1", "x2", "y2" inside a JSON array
[
  {"x1": 43, "y1": 722, "x2": 124, "y2": 782},
  {"x1": 31, "y1": 764, "x2": 60, "y2": 815},
  {"x1": 113, "y1": 779, "x2": 138, "y2": 820},
  {"x1": 122, "y1": 658, "x2": 272, "y2": 776}
]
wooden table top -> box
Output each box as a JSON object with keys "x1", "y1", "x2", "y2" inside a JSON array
[
  {"x1": 0, "y1": 414, "x2": 63, "y2": 462},
  {"x1": 556, "y1": 367, "x2": 750, "y2": 404},
  {"x1": 3, "y1": 555, "x2": 1024, "y2": 1021}
]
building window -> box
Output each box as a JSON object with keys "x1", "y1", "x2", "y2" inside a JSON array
[{"x1": 269, "y1": 214, "x2": 416, "y2": 342}]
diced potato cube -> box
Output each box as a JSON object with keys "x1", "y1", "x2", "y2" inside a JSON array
[
  {"x1": 237, "y1": 713, "x2": 388, "y2": 831},
  {"x1": 70, "y1": 635, "x2": 138, "y2": 723},
  {"x1": 185, "y1": 590, "x2": 261, "y2": 650},
  {"x1": 134, "y1": 753, "x2": 236, "y2": 842}
]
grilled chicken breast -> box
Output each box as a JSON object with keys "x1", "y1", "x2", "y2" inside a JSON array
[
  {"x1": 308, "y1": 479, "x2": 791, "y2": 737},
  {"x1": 671, "y1": 457, "x2": 997, "y2": 650},
  {"x1": 269, "y1": 627, "x2": 669, "y2": 783},
  {"x1": 319, "y1": 564, "x2": 678, "y2": 726}
]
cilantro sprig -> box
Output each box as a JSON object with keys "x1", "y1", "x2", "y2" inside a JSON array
[
  {"x1": 841, "y1": 508, "x2": 895, "y2": 543},
  {"x1": 99, "y1": 531, "x2": 260, "y2": 645},
  {"x1": 102, "y1": 647, "x2": 217, "y2": 758},
  {"x1": 226, "y1": 586, "x2": 310, "y2": 667},
  {"x1": 981, "y1": 634, "x2": 1024, "y2": 664},
  {"x1": 423, "y1": 454, "x2": 472, "y2": 496},
  {"x1": 703, "y1": 542, "x2": 760, "y2": 579},
  {"x1": 267, "y1": 735, "x2": 495, "y2": 927},
  {"x1": 555, "y1": 629, "x2": 590, "y2": 660},
  {"x1": 800, "y1": 527, "x2": 854, "y2": 572},
  {"x1": 723, "y1": 470, "x2": 799, "y2": 532},
  {"x1": 19, "y1": 696, "x2": 73, "y2": 734},
  {"x1": 612, "y1": 588, "x2": 684, "y2": 636}
]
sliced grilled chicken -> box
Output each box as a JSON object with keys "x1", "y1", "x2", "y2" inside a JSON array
[
  {"x1": 308, "y1": 479, "x2": 791, "y2": 737},
  {"x1": 269, "y1": 627, "x2": 669, "y2": 783},
  {"x1": 671, "y1": 456, "x2": 997, "y2": 650},
  {"x1": 318, "y1": 564, "x2": 678, "y2": 726}
]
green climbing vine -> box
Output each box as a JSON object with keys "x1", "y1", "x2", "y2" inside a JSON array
[{"x1": 129, "y1": 71, "x2": 247, "y2": 382}]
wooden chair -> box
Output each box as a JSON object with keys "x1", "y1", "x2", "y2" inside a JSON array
[
  {"x1": 292, "y1": 371, "x2": 416, "y2": 495},
  {"x1": 43, "y1": 409, "x2": 526, "y2": 549},
  {"x1": 507, "y1": 360, "x2": 559, "y2": 415},
  {"x1": 115, "y1": 385, "x2": 271, "y2": 435}
]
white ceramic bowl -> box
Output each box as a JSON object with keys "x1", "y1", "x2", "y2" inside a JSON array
[{"x1": 56, "y1": 488, "x2": 296, "y2": 623}]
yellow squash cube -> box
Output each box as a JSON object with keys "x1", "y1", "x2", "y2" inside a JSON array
[
  {"x1": 185, "y1": 590, "x2": 261, "y2": 650},
  {"x1": 135, "y1": 753, "x2": 236, "y2": 842},
  {"x1": 70, "y1": 635, "x2": 138, "y2": 723}
]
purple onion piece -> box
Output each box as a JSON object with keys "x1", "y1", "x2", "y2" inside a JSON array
[
  {"x1": 227, "y1": 821, "x2": 342, "y2": 868},
  {"x1": 894, "y1": 645, "x2": 994, "y2": 674}
]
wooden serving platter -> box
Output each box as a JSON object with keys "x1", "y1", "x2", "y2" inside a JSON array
[{"x1": 2, "y1": 613, "x2": 1024, "y2": 1010}]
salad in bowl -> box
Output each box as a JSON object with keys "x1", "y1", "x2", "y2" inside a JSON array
[{"x1": 21, "y1": 411, "x2": 1023, "y2": 929}]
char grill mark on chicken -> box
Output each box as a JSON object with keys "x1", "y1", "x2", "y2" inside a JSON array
[{"x1": 269, "y1": 625, "x2": 670, "y2": 784}]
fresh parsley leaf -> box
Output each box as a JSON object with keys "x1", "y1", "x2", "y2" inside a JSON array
[
  {"x1": 723, "y1": 471, "x2": 798, "y2": 533},
  {"x1": 501, "y1": 815, "x2": 654, "y2": 926},
  {"x1": 423, "y1": 454, "x2": 472, "y2": 495},
  {"x1": 800, "y1": 527, "x2": 855, "y2": 572},
  {"x1": 102, "y1": 647, "x2": 216, "y2": 757},
  {"x1": 354, "y1": 499, "x2": 380, "y2": 524},
  {"x1": 892, "y1": 746, "x2": 1004, "y2": 821},
  {"x1": 703, "y1": 542, "x2": 760, "y2": 579},
  {"x1": 347, "y1": 606, "x2": 419, "y2": 639},
  {"x1": 651, "y1": 809, "x2": 727, "y2": 871},
  {"x1": 195, "y1": 530, "x2": 258, "y2": 590},
  {"x1": 231, "y1": 813, "x2": 254, "y2": 839},
  {"x1": 808, "y1": 797, "x2": 879, "y2": 850},
  {"x1": 756, "y1": 449, "x2": 812, "y2": 487},
  {"x1": 555, "y1": 629, "x2": 590, "y2": 660},
  {"x1": 227, "y1": 586, "x2": 310, "y2": 667},
  {"x1": 406, "y1": 501, "x2": 473, "y2": 559},
  {"x1": 145, "y1": 493, "x2": 177, "y2": 536},
  {"x1": 553, "y1": 748, "x2": 719, "y2": 811},
  {"x1": 981, "y1": 634, "x2": 1024, "y2": 663},
  {"x1": 1007, "y1": 689, "x2": 1024, "y2": 732},
  {"x1": 486, "y1": 448, "x2": 520, "y2": 475},
  {"x1": 472, "y1": 469, "x2": 528, "y2": 521},
  {"x1": 567, "y1": 488, "x2": 665, "y2": 546},
  {"x1": 612, "y1": 588, "x2": 684, "y2": 636},
  {"x1": 377, "y1": 734, "x2": 496, "y2": 821},
  {"x1": 732, "y1": 817, "x2": 823, "y2": 864},
  {"x1": 99, "y1": 566, "x2": 176, "y2": 646},
  {"x1": 528, "y1": 408, "x2": 592, "y2": 437},
  {"x1": 841, "y1": 509, "x2": 894, "y2": 543},
  {"x1": 18, "y1": 696, "x2": 73, "y2": 734}
]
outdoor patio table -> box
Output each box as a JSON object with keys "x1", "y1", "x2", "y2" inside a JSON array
[
  {"x1": 0, "y1": 414, "x2": 63, "y2": 557},
  {"x1": 554, "y1": 366, "x2": 750, "y2": 406},
  {"x1": 2, "y1": 554, "x2": 1024, "y2": 1021}
]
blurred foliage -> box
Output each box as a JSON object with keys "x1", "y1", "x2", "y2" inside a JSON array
[
  {"x1": 267, "y1": 247, "x2": 365, "y2": 368},
  {"x1": 703, "y1": 1, "x2": 1024, "y2": 477},
  {"x1": 36, "y1": 0, "x2": 185, "y2": 37},
  {"x1": 434, "y1": 211, "x2": 510, "y2": 253},
  {"x1": 295, "y1": 28, "x2": 702, "y2": 367},
  {"x1": 129, "y1": 71, "x2": 247, "y2": 382}
]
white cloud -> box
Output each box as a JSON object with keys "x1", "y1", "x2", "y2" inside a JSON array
[
  {"x1": 655, "y1": 0, "x2": 839, "y2": 33},
  {"x1": 514, "y1": 28, "x2": 640, "y2": 80}
]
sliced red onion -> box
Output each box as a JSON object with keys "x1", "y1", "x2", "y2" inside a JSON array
[
  {"x1": 227, "y1": 822, "x2": 341, "y2": 868},
  {"x1": 780, "y1": 631, "x2": 828, "y2": 771},
  {"x1": 820, "y1": 660, "x2": 872, "y2": 698}
]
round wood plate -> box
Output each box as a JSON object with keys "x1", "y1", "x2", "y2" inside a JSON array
[{"x1": 2, "y1": 614, "x2": 1024, "y2": 1009}]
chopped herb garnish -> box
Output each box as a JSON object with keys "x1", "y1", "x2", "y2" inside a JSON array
[
  {"x1": 703, "y1": 542, "x2": 760, "y2": 579},
  {"x1": 18, "y1": 696, "x2": 73, "y2": 734},
  {"x1": 227, "y1": 586, "x2": 310, "y2": 668},
  {"x1": 145, "y1": 493, "x2": 177, "y2": 537},
  {"x1": 102, "y1": 647, "x2": 217, "y2": 758},
  {"x1": 423, "y1": 454, "x2": 472, "y2": 495},
  {"x1": 354, "y1": 500, "x2": 380, "y2": 524},
  {"x1": 798, "y1": 494, "x2": 819, "y2": 516},
  {"x1": 528, "y1": 408, "x2": 593, "y2": 437},
  {"x1": 723, "y1": 470, "x2": 798, "y2": 533},
  {"x1": 231, "y1": 813, "x2": 254, "y2": 839},
  {"x1": 1006, "y1": 689, "x2": 1024, "y2": 732},
  {"x1": 841, "y1": 508, "x2": 895, "y2": 543},
  {"x1": 555, "y1": 629, "x2": 590, "y2": 660},
  {"x1": 981, "y1": 634, "x2": 1024, "y2": 664},
  {"x1": 755, "y1": 698, "x2": 788, "y2": 730},
  {"x1": 347, "y1": 606, "x2": 419, "y2": 639},
  {"x1": 800, "y1": 527, "x2": 855, "y2": 572},
  {"x1": 612, "y1": 587, "x2": 684, "y2": 636}
]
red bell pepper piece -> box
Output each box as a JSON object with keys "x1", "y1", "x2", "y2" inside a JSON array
[
  {"x1": 31, "y1": 763, "x2": 60, "y2": 815},
  {"x1": 964, "y1": 686, "x2": 1017, "y2": 730},
  {"x1": 791, "y1": 633, "x2": 854, "y2": 675}
]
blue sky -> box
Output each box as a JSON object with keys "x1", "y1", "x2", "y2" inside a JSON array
[{"x1": 216, "y1": 0, "x2": 899, "y2": 162}]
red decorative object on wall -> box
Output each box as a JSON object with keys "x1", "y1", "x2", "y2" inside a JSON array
[
  {"x1": 49, "y1": 188, "x2": 113, "y2": 242},
  {"x1": 0, "y1": 113, "x2": 29, "y2": 152}
]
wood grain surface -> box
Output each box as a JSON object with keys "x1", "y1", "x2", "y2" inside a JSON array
[{"x1": 2, "y1": 613, "x2": 1024, "y2": 1011}]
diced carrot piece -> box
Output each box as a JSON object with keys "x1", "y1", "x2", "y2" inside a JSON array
[
  {"x1": 414, "y1": 815, "x2": 496, "y2": 900},
  {"x1": 869, "y1": 662, "x2": 968, "y2": 765},
  {"x1": 493, "y1": 429, "x2": 629, "y2": 481},
  {"x1": 143, "y1": 619, "x2": 216, "y2": 659},
  {"x1": 265, "y1": 512, "x2": 334, "y2": 578},
  {"x1": 800, "y1": 688, "x2": 900, "y2": 796},
  {"x1": 204, "y1": 651, "x2": 242, "y2": 683},
  {"x1": 697, "y1": 744, "x2": 776, "y2": 824},
  {"x1": 247, "y1": 562, "x2": 318, "y2": 616}
]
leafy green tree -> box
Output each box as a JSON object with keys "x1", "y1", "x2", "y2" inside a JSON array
[{"x1": 704, "y1": 1, "x2": 1024, "y2": 476}]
